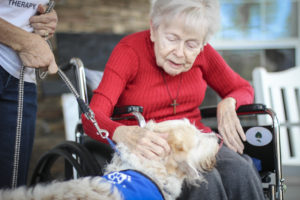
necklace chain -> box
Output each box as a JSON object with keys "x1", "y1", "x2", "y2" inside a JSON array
[{"x1": 160, "y1": 70, "x2": 183, "y2": 114}]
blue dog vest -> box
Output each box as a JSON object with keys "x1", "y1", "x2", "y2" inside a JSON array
[{"x1": 102, "y1": 170, "x2": 165, "y2": 200}]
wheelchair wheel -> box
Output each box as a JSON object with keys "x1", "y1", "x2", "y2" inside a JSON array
[
  {"x1": 82, "y1": 136, "x2": 114, "y2": 176},
  {"x1": 30, "y1": 141, "x2": 101, "y2": 186}
]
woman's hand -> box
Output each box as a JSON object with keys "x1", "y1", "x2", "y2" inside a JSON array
[
  {"x1": 217, "y1": 97, "x2": 246, "y2": 154},
  {"x1": 112, "y1": 125, "x2": 170, "y2": 160},
  {"x1": 29, "y1": 4, "x2": 58, "y2": 40}
]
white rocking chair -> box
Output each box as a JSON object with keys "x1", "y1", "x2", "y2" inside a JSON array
[{"x1": 252, "y1": 67, "x2": 300, "y2": 166}]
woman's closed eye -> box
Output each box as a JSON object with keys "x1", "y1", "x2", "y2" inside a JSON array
[
  {"x1": 186, "y1": 40, "x2": 200, "y2": 49},
  {"x1": 166, "y1": 34, "x2": 179, "y2": 42}
]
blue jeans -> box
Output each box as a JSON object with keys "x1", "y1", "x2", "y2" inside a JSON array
[{"x1": 0, "y1": 66, "x2": 37, "y2": 188}]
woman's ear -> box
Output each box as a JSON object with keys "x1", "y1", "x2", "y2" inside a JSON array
[{"x1": 150, "y1": 20, "x2": 155, "y2": 42}]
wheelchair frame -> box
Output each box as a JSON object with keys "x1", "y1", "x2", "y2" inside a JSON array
[
  {"x1": 200, "y1": 104, "x2": 284, "y2": 200},
  {"x1": 31, "y1": 58, "x2": 285, "y2": 200}
]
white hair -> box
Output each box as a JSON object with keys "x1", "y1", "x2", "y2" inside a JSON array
[{"x1": 150, "y1": 0, "x2": 220, "y2": 44}]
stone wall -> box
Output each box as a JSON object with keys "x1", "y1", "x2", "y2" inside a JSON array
[{"x1": 55, "y1": 0, "x2": 151, "y2": 34}]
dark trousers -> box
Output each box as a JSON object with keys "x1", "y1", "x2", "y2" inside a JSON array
[
  {"x1": 0, "y1": 66, "x2": 37, "y2": 188},
  {"x1": 177, "y1": 145, "x2": 265, "y2": 200}
]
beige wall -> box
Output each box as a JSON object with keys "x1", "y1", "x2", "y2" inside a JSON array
[{"x1": 55, "y1": 0, "x2": 151, "y2": 33}]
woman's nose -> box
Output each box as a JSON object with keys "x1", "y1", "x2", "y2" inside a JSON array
[{"x1": 174, "y1": 42, "x2": 185, "y2": 58}]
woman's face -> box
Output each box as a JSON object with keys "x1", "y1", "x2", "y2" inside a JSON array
[{"x1": 150, "y1": 18, "x2": 205, "y2": 76}]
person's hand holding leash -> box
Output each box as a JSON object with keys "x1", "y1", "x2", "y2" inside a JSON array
[
  {"x1": 113, "y1": 125, "x2": 170, "y2": 160},
  {"x1": 217, "y1": 97, "x2": 246, "y2": 154},
  {"x1": 18, "y1": 32, "x2": 57, "y2": 74},
  {"x1": 30, "y1": 4, "x2": 58, "y2": 40},
  {"x1": 0, "y1": 17, "x2": 58, "y2": 74}
]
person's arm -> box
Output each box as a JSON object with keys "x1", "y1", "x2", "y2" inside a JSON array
[
  {"x1": 200, "y1": 44, "x2": 254, "y2": 108},
  {"x1": 82, "y1": 42, "x2": 170, "y2": 160},
  {"x1": 0, "y1": 17, "x2": 57, "y2": 73},
  {"x1": 82, "y1": 44, "x2": 139, "y2": 141},
  {"x1": 199, "y1": 44, "x2": 254, "y2": 154},
  {"x1": 216, "y1": 97, "x2": 246, "y2": 154}
]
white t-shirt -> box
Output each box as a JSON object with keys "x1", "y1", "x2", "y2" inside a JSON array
[{"x1": 0, "y1": 0, "x2": 49, "y2": 83}]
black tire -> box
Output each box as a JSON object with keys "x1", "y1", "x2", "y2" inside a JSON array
[
  {"x1": 30, "y1": 141, "x2": 101, "y2": 186},
  {"x1": 82, "y1": 137, "x2": 114, "y2": 176}
]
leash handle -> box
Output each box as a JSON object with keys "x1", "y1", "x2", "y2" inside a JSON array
[
  {"x1": 13, "y1": 1, "x2": 57, "y2": 187},
  {"x1": 36, "y1": 0, "x2": 56, "y2": 80},
  {"x1": 12, "y1": 66, "x2": 26, "y2": 188}
]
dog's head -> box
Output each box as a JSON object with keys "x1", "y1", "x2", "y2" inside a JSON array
[{"x1": 145, "y1": 119, "x2": 220, "y2": 183}]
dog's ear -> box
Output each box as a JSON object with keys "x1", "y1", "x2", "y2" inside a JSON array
[
  {"x1": 168, "y1": 134, "x2": 200, "y2": 179},
  {"x1": 168, "y1": 134, "x2": 189, "y2": 158},
  {"x1": 179, "y1": 161, "x2": 199, "y2": 179}
]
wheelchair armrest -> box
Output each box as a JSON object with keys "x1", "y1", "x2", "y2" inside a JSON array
[
  {"x1": 112, "y1": 105, "x2": 144, "y2": 115},
  {"x1": 236, "y1": 104, "x2": 267, "y2": 115},
  {"x1": 112, "y1": 106, "x2": 146, "y2": 127},
  {"x1": 200, "y1": 103, "x2": 267, "y2": 118}
]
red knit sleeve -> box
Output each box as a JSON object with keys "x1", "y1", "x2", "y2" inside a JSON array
[
  {"x1": 82, "y1": 43, "x2": 139, "y2": 143},
  {"x1": 197, "y1": 44, "x2": 254, "y2": 109}
]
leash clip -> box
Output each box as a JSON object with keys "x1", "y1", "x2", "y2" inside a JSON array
[
  {"x1": 84, "y1": 107, "x2": 120, "y2": 155},
  {"x1": 88, "y1": 114, "x2": 109, "y2": 139}
]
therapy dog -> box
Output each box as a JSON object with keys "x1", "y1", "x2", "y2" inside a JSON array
[{"x1": 0, "y1": 119, "x2": 221, "y2": 200}]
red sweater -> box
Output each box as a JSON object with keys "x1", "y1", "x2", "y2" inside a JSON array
[{"x1": 82, "y1": 30, "x2": 254, "y2": 143}]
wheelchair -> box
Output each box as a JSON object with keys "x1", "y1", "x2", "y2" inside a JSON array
[{"x1": 30, "y1": 58, "x2": 286, "y2": 200}]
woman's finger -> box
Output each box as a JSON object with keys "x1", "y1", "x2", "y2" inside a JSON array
[
  {"x1": 150, "y1": 132, "x2": 170, "y2": 155},
  {"x1": 219, "y1": 128, "x2": 237, "y2": 152},
  {"x1": 139, "y1": 133, "x2": 166, "y2": 157},
  {"x1": 137, "y1": 143, "x2": 160, "y2": 160},
  {"x1": 224, "y1": 124, "x2": 240, "y2": 151},
  {"x1": 219, "y1": 117, "x2": 244, "y2": 154},
  {"x1": 230, "y1": 115, "x2": 245, "y2": 153},
  {"x1": 236, "y1": 122, "x2": 246, "y2": 142}
]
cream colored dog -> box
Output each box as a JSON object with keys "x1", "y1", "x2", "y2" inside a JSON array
[{"x1": 0, "y1": 119, "x2": 220, "y2": 200}]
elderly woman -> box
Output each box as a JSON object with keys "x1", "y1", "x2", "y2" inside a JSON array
[{"x1": 83, "y1": 0, "x2": 265, "y2": 199}]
